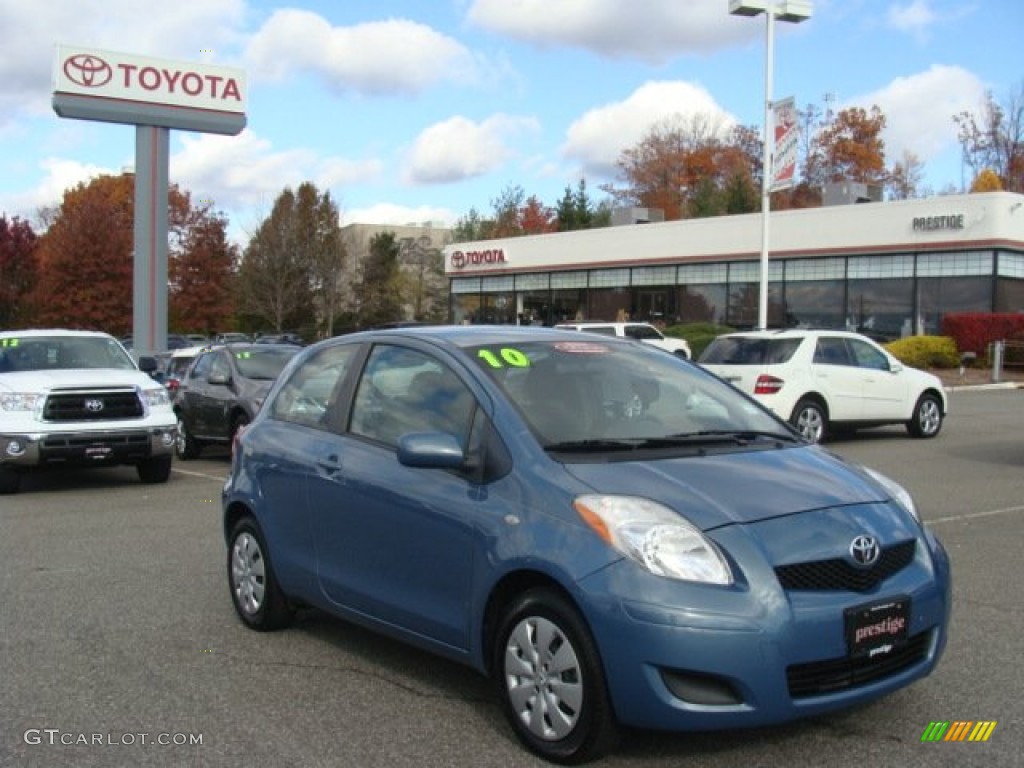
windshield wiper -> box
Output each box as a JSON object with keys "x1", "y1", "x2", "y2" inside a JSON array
[
  {"x1": 543, "y1": 438, "x2": 649, "y2": 452},
  {"x1": 543, "y1": 430, "x2": 798, "y2": 453},
  {"x1": 665, "y1": 430, "x2": 800, "y2": 445}
]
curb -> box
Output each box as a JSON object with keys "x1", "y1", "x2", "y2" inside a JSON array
[{"x1": 944, "y1": 382, "x2": 1023, "y2": 392}]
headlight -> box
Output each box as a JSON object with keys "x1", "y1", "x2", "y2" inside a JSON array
[
  {"x1": 863, "y1": 467, "x2": 919, "y2": 522},
  {"x1": 0, "y1": 392, "x2": 41, "y2": 412},
  {"x1": 141, "y1": 387, "x2": 171, "y2": 408},
  {"x1": 573, "y1": 494, "x2": 733, "y2": 585}
]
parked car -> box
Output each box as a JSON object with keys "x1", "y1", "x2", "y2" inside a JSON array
[
  {"x1": 214, "y1": 332, "x2": 251, "y2": 344},
  {"x1": 222, "y1": 325, "x2": 950, "y2": 763},
  {"x1": 162, "y1": 344, "x2": 207, "y2": 395},
  {"x1": 555, "y1": 321, "x2": 691, "y2": 359},
  {"x1": 0, "y1": 329, "x2": 176, "y2": 493},
  {"x1": 698, "y1": 329, "x2": 947, "y2": 443},
  {"x1": 174, "y1": 343, "x2": 300, "y2": 459}
]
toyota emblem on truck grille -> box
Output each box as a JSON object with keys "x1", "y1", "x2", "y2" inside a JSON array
[{"x1": 85, "y1": 399, "x2": 104, "y2": 412}]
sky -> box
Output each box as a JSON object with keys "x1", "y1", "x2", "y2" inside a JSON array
[{"x1": 1, "y1": 0, "x2": 1021, "y2": 243}]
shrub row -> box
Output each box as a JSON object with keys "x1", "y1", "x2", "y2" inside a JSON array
[
  {"x1": 941, "y1": 313, "x2": 1024, "y2": 356},
  {"x1": 883, "y1": 336, "x2": 960, "y2": 369}
]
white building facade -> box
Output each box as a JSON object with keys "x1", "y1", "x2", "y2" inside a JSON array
[{"x1": 443, "y1": 191, "x2": 1024, "y2": 339}]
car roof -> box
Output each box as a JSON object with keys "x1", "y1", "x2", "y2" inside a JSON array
[
  {"x1": 0, "y1": 328, "x2": 114, "y2": 339},
  {"x1": 170, "y1": 344, "x2": 209, "y2": 357},
  {"x1": 337, "y1": 324, "x2": 615, "y2": 349}
]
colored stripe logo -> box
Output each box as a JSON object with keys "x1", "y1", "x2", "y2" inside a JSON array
[{"x1": 921, "y1": 721, "x2": 997, "y2": 742}]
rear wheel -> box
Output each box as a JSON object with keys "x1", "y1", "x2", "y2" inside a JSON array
[
  {"x1": 790, "y1": 398, "x2": 827, "y2": 443},
  {"x1": 906, "y1": 393, "x2": 943, "y2": 438},
  {"x1": 493, "y1": 588, "x2": 619, "y2": 764},
  {"x1": 137, "y1": 455, "x2": 172, "y2": 484}
]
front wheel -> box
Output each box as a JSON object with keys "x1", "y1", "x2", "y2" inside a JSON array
[
  {"x1": 227, "y1": 517, "x2": 293, "y2": 631},
  {"x1": 493, "y1": 589, "x2": 618, "y2": 764},
  {"x1": 790, "y1": 398, "x2": 827, "y2": 443},
  {"x1": 137, "y1": 455, "x2": 172, "y2": 484},
  {"x1": 906, "y1": 393, "x2": 943, "y2": 438},
  {"x1": 176, "y1": 416, "x2": 202, "y2": 460}
]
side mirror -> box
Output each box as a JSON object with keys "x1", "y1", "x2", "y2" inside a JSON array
[
  {"x1": 397, "y1": 432, "x2": 465, "y2": 469},
  {"x1": 138, "y1": 355, "x2": 158, "y2": 373}
]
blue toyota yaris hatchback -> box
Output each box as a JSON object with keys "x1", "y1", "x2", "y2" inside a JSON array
[{"x1": 222, "y1": 325, "x2": 950, "y2": 763}]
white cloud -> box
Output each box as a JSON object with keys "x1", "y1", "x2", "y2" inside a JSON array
[
  {"x1": 886, "y1": 1, "x2": 937, "y2": 34},
  {"x1": 0, "y1": 157, "x2": 118, "y2": 223},
  {"x1": 562, "y1": 81, "x2": 735, "y2": 177},
  {"x1": 403, "y1": 115, "x2": 540, "y2": 185},
  {"x1": 341, "y1": 202, "x2": 458, "y2": 228},
  {"x1": 245, "y1": 10, "x2": 475, "y2": 94},
  {"x1": 0, "y1": 0, "x2": 247, "y2": 118},
  {"x1": 467, "y1": 0, "x2": 750, "y2": 63},
  {"x1": 851, "y1": 65, "x2": 986, "y2": 164},
  {"x1": 171, "y1": 130, "x2": 383, "y2": 213}
]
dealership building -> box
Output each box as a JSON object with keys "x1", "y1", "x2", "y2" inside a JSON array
[{"x1": 443, "y1": 190, "x2": 1024, "y2": 339}]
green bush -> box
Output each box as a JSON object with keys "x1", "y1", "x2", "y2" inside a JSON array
[
  {"x1": 665, "y1": 322, "x2": 736, "y2": 360},
  {"x1": 884, "y1": 335, "x2": 959, "y2": 369}
]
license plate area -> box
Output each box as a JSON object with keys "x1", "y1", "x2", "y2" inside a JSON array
[{"x1": 845, "y1": 597, "x2": 909, "y2": 659}]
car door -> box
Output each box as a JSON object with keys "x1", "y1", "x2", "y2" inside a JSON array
[
  {"x1": 198, "y1": 350, "x2": 235, "y2": 439},
  {"x1": 307, "y1": 342, "x2": 481, "y2": 650},
  {"x1": 848, "y1": 337, "x2": 908, "y2": 420},
  {"x1": 811, "y1": 336, "x2": 865, "y2": 421},
  {"x1": 178, "y1": 351, "x2": 213, "y2": 435}
]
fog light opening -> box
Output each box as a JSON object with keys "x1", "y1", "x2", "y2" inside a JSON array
[
  {"x1": 5, "y1": 439, "x2": 26, "y2": 457},
  {"x1": 660, "y1": 668, "x2": 743, "y2": 706}
]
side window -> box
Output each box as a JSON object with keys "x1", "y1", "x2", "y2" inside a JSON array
[
  {"x1": 350, "y1": 345, "x2": 476, "y2": 448},
  {"x1": 209, "y1": 352, "x2": 231, "y2": 382},
  {"x1": 814, "y1": 337, "x2": 853, "y2": 366},
  {"x1": 849, "y1": 339, "x2": 890, "y2": 370},
  {"x1": 626, "y1": 325, "x2": 659, "y2": 341},
  {"x1": 270, "y1": 343, "x2": 357, "y2": 429},
  {"x1": 190, "y1": 352, "x2": 213, "y2": 381}
]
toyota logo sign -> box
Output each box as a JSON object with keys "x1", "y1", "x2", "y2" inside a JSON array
[
  {"x1": 84, "y1": 398, "x2": 105, "y2": 413},
  {"x1": 449, "y1": 248, "x2": 507, "y2": 270},
  {"x1": 849, "y1": 535, "x2": 880, "y2": 567},
  {"x1": 63, "y1": 53, "x2": 113, "y2": 88}
]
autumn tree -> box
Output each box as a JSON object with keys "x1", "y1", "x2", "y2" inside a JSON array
[
  {"x1": 169, "y1": 198, "x2": 238, "y2": 335},
  {"x1": 804, "y1": 105, "x2": 888, "y2": 188},
  {"x1": 604, "y1": 114, "x2": 758, "y2": 220},
  {"x1": 396, "y1": 233, "x2": 446, "y2": 322},
  {"x1": 886, "y1": 150, "x2": 927, "y2": 200},
  {"x1": 970, "y1": 168, "x2": 1004, "y2": 193},
  {"x1": 356, "y1": 232, "x2": 404, "y2": 327},
  {"x1": 0, "y1": 215, "x2": 39, "y2": 329},
  {"x1": 520, "y1": 195, "x2": 558, "y2": 235},
  {"x1": 30, "y1": 174, "x2": 205, "y2": 334},
  {"x1": 954, "y1": 82, "x2": 1024, "y2": 193}
]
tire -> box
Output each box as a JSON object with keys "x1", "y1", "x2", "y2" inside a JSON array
[
  {"x1": 493, "y1": 588, "x2": 619, "y2": 764},
  {"x1": 137, "y1": 455, "x2": 172, "y2": 484},
  {"x1": 0, "y1": 467, "x2": 21, "y2": 495},
  {"x1": 906, "y1": 393, "x2": 943, "y2": 438},
  {"x1": 175, "y1": 416, "x2": 201, "y2": 460},
  {"x1": 790, "y1": 398, "x2": 828, "y2": 443},
  {"x1": 227, "y1": 517, "x2": 293, "y2": 631}
]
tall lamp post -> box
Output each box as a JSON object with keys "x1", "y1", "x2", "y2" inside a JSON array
[{"x1": 729, "y1": 1, "x2": 811, "y2": 329}]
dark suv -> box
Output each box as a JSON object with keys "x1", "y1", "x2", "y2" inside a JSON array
[{"x1": 173, "y1": 343, "x2": 300, "y2": 459}]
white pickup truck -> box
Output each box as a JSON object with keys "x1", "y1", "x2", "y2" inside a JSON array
[{"x1": 0, "y1": 329, "x2": 177, "y2": 494}]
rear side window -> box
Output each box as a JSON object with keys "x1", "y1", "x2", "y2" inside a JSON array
[{"x1": 700, "y1": 337, "x2": 801, "y2": 365}]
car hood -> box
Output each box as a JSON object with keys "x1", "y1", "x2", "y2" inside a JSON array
[
  {"x1": 0, "y1": 368, "x2": 155, "y2": 391},
  {"x1": 562, "y1": 446, "x2": 889, "y2": 531}
]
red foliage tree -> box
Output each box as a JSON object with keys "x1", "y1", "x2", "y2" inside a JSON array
[{"x1": 0, "y1": 215, "x2": 39, "y2": 329}]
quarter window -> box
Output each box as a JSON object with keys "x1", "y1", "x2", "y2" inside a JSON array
[{"x1": 270, "y1": 344, "x2": 358, "y2": 429}]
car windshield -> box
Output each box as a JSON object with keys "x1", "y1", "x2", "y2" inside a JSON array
[
  {"x1": 233, "y1": 347, "x2": 299, "y2": 380},
  {"x1": 467, "y1": 339, "x2": 790, "y2": 448},
  {"x1": 0, "y1": 335, "x2": 136, "y2": 372}
]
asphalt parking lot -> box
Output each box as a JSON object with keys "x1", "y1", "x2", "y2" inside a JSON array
[{"x1": 1, "y1": 388, "x2": 1021, "y2": 768}]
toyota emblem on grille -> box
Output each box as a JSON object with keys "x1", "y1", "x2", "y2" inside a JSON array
[
  {"x1": 85, "y1": 398, "x2": 105, "y2": 413},
  {"x1": 850, "y1": 535, "x2": 880, "y2": 567},
  {"x1": 63, "y1": 54, "x2": 113, "y2": 88}
]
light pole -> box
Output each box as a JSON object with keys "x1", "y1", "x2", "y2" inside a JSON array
[{"x1": 729, "y1": 1, "x2": 811, "y2": 329}]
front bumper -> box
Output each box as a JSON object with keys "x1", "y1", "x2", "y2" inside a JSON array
[
  {"x1": 576, "y1": 527, "x2": 951, "y2": 732},
  {"x1": 0, "y1": 426, "x2": 177, "y2": 467}
]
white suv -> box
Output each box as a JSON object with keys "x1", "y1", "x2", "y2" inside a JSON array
[
  {"x1": 0, "y1": 329, "x2": 177, "y2": 494},
  {"x1": 554, "y1": 322, "x2": 691, "y2": 359},
  {"x1": 698, "y1": 329, "x2": 947, "y2": 443}
]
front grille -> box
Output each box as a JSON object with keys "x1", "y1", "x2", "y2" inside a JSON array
[
  {"x1": 787, "y1": 631, "x2": 930, "y2": 698},
  {"x1": 775, "y1": 540, "x2": 917, "y2": 592},
  {"x1": 43, "y1": 389, "x2": 144, "y2": 421}
]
